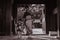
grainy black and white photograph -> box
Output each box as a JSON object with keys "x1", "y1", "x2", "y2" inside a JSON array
[{"x1": 0, "y1": 0, "x2": 60, "y2": 40}]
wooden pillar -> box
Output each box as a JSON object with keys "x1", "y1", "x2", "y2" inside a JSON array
[
  {"x1": 6, "y1": 0, "x2": 12, "y2": 35},
  {"x1": 57, "y1": 0, "x2": 60, "y2": 37},
  {"x1": 0, "y1": 0, "x2": 4, "y2": 35}
]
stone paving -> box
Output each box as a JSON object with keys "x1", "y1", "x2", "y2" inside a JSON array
[{"x1": 0, "y1": 35, "x2": 59, "y2": 40}]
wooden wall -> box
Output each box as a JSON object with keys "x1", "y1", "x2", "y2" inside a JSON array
[{"x1": 0, "y1": 0, "x2": 12, "y2": 35}]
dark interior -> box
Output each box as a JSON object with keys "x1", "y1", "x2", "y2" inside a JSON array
[{"x1": 0, "y1": 0, "x2": 57, "y2": 35}]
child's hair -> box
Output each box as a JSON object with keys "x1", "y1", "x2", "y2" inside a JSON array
[{"x1": 26, "y1": 15, "x2": 32, "y2": 20}]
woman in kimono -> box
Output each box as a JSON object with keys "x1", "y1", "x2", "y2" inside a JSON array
[{"x1": 26, "y1": 15, "x2": 34, "y2": 35}]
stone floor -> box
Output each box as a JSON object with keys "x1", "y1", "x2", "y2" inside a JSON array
[{"x1": 0, "y1": 35, "x2": 59, "y2": 40}]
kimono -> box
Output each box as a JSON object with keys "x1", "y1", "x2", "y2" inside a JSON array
[{"x1": 26, "y1": 19, "x2": 33, "y2": 35}]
